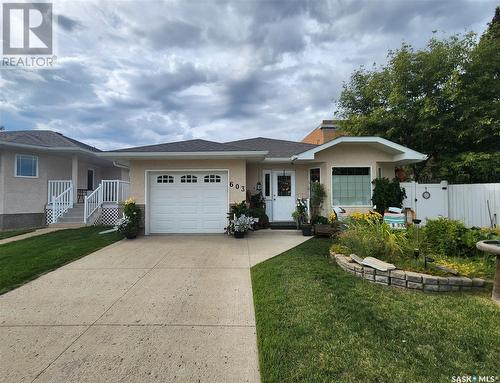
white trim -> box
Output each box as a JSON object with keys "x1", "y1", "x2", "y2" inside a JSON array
[
  {"x1": 144, "y1": 168, "x2": 231, "y2": 235},
  {"x1": 331, "y1": 165, "x2": 373, "y2": 208},
  {"x1": 293, "y1": 136, "x2": 427, "y2": 163},
  {"x1": 14, "y1": 153, "x2": 39, "y2": 178},
  {"x1": 1, "y1": 140, "x2": 99, "y2": 156}
]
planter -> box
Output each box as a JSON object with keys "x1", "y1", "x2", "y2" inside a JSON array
[
  {"x1": 302, "y1": 224, "x2": 313, "y2": 236},
  {"x1": 125, "y1": 233, "x2": 137, "y2": 239},
  {"x1": 314, "y1": 224, "x2": 338, "y2": 237},
  {"x1": 234, "y1": 231, "x2": 245, "y2": 239}
]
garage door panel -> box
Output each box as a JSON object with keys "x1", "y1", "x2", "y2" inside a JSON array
[{"x1": 149, "y1": 171, "x2": 228, "y2": 234}]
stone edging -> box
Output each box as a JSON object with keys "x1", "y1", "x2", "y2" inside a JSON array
[{"x1": 330, "y1": 251, "x2": 486, "y2": 292}]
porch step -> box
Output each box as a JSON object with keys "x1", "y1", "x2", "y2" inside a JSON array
[
  {"x1": 270, "y1": 221, "x2": 299, "y2": 230},
  {"x1": 51, "y1": 204, "x2": 85, "y2": 225}
]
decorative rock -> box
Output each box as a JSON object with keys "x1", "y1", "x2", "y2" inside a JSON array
[
  {"x1": 390, "y1": 270, "x2": 406, "y2": 279},
  {"x1": 390, "y1": 278, "x2": 407, "y2": 287},
  {"x1": 407, "y1": 281, "x2": 423, "y2": 290},
  {"x1": 472, "y1": 278, "x2": 485, "y2": 287},
  {"x1": 424, "y1": 284, "x2": 440, "y2": 292},
  {"x1": 375, "y1": 275, "x2": 389, "y2": 284},
  {"x1": 406, "y1": 272, "x2": 423, "y2": 283}
]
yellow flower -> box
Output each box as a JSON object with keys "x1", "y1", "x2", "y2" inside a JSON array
[
  {"x1": 124, "y1": 197, "x2": 136, "y2": 205},
  {"x1": 328, "y1": 211, "x2": 337, "y2": 223}
]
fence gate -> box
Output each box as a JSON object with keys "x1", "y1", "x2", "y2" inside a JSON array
[{"x1": 400, "y1": 181, "x2": 499, "y2": 228}]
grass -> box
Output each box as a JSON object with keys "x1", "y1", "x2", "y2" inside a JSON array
[
  {"x1": 0, "y1": 228, "x2": 36, "y2": 240},
  {"x1": 251, "y1": 238, "x2": 500, "y2": 383},
  {"x1": 0, "y1": 226, "x2": 123, "y2": 294}
]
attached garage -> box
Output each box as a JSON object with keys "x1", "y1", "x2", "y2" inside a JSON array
[{"x1": 148, "y1": 170, "x2": 229, "y2": 234}]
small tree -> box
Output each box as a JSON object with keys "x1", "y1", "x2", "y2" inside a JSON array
[
  {"x1": 310, "y1": 182, "x2": 326, "y2": 219},
  {"x1": 371, "y1": 178, "x2": 406, "y2": 214}
]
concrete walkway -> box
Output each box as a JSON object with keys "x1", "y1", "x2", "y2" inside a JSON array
[
  {"x1": 0, "y1": 227, "x2": 65, "y2": 245},
  {"x1": 0, "y1": 230, "x2": 308, "y2": 383}
]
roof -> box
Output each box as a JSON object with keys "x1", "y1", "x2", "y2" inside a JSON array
[
  {"x1": 294, "y1": 136, "x2": 427, "y2": 164},
  {"x1": 111, "y1": 139, "x2": 251, "y2": 153},
  {"x1": 0, "y1": 130, "x2": 101, "y2": 152},
  {"x1": 227, "y1": 137, "x2": 317, "y2": 158}
]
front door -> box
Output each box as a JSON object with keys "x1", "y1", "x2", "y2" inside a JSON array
[
  {"x1": 87, "y1": 169, "x2": 94, "y2": 190},
  {"x1": 271, "y1": 170, "x2": 296, "y2": 221}
]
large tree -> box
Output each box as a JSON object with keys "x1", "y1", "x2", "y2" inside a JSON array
[{"x1": 337, "y1": 8, "x2": 500, "y2": 182}]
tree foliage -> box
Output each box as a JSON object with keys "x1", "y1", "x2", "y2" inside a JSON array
[{"x1": 337, "y1": 7, "x2": 500, "y2": 182}]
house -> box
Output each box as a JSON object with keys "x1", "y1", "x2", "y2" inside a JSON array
[
  {"x1": 301, "y1": 120, "x2": 345, "y2": 145},
  {"x1": 100, "y1": 134, "x2": 427, "y2": 234},
  {"x1": 0, "y1": 130, "x2": 129, "y2": 230}
]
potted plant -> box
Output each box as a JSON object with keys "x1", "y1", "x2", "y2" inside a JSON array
[
  {"x1": 229, "y1": 214, "x2": 256, "y2": 238},
  {"x1": 118, "y1": 197, "x2": 141, "y2": 239}
]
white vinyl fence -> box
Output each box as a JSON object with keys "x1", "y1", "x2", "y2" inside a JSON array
[{"x1": 401, "y1": 181, "x2": 499, "y2": 228}]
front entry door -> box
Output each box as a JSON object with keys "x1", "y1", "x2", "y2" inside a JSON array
[{"x1": 272, "y1": 170, "x2": 296, "y2": 221}]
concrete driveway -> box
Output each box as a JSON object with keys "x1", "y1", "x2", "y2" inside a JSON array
[{"x1": 0, "y1": 230, "x2": 308, "y2": 383}]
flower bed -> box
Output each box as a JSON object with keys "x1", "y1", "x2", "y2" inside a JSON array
[{"x1": 331, "y1": 251, "x2": 487, "y2": 293}]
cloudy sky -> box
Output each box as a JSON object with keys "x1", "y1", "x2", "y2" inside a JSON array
[{"x1": 0, "y1": 0, "x2": 497, "y2": 150}]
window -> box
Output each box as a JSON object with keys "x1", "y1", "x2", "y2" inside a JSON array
[
  {"x1": 180, "y1": 175, "x2": 197, "y2": 183},
  {"x1": 204, "y1": 174, "x2": 221, "y2": 183},
  {"x1": 264, "y1": 173, "x2": 270, "y2": 197},
  {"x1": 277, "y1": 175, "x2": 292, "y2": 197},
  {"x1": 157, "y1": 175, "x2": 174, "y2": 183},
  {"x1": 309, "y1": 168, "x2": 320, "y2": 192},
  {"x1": 15, "y1": 154, "x2": 38, "y2": 177},
  {"x1": 332, "y1": 167, "x2": 371, "y2": 206}
]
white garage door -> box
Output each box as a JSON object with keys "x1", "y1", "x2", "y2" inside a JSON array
[{"x1": 149, "y1": 171, "x2": 228, "y2": 234}]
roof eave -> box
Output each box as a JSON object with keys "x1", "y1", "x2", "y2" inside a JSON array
[
  {"x1": 0, "y1": 140, "x2": 100, "y2": 156},
  {"x1": 98, "y1": 150, "x2": 269, "y2": 160}
]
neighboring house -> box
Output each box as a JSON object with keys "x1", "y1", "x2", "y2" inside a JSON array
[
  {"x1": 0, "y1": 131, "x2": 129, "y2": 230},
  {"x1": 100, "y1": 134, "x2": 427, "y2": 234},
  {"x1": 301, "y1": 120, "x2": 345, "y2": 145}
]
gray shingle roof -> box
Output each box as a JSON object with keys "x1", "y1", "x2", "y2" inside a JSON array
[
  {"x1": 111, "y1": 139, "x2": 255, "y2": 153},
  {"x1": 0, "y1": 130, "x2": 101, "y2": 152},
  {"x1": 227, "y1": 137, "x2": 317, "y2": 158}
]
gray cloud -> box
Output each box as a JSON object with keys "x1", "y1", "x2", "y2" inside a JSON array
[{"x1": 0, "y1": 0, "x2": 497, "y2": 149}]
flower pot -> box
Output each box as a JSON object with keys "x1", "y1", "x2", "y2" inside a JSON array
[
  {"x1": 234, "y1": 231, "x2": 245, "y2": 239},
  {"x1": 301, "y1": 225, "x2": 313, "y2": 236},
  {"x1": 125, "y1": 232, "x2": 137, "y2": 239}
]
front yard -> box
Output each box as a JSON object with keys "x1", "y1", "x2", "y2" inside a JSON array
[
  {"x1": 251, "y1": 238, "x2": 500, "y2": 383},
  {"x1": 0, "y1": 226, "x2": 123, "y2": 294},
  {"x1": 0, "y1": 228, "x2": 35, "y2": 240}
]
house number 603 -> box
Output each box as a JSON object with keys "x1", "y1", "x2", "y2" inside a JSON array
[{"x1": 229, "y1": 181, "x2": 245, "y2": 192}]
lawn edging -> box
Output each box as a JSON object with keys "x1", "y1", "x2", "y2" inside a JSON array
[{"x1": 330, "y1": 250, "x2": 487, "y2": 293}]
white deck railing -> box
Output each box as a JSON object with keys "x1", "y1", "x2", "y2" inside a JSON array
[
  {"x1": 51, "y1": 182, "x2": 73, "y2": 224},
  {"x1": 84, "y1": 180, "x2": 130, "y2": 223},
  {"x1": 48, "y1": 180, "x2": 72, "y2": 204}
]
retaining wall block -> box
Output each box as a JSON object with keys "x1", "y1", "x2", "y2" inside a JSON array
[
  {"x1": 390, "y1": 278, "x2": 407, "y2": 287},
  {"x1": 439, "y1": 285, "x2": 452, "y2": 292},
  {"x1": 461, "y1": 286, "x2": 472, "y2": 291},
  {"x1": 407, "y1": 282, "x2": 424, "y2": 290},
  {"x1": 406, "y1": 272, "x2": 423, "y2": 283},
  {"x1": 437, "y1": 277, "x2": 449, "y2": 285},
  {"x1": 422, "y1": 275, "x2": 439, "y2": 285},
  {"x1": 448, "y1": 277, "x2": 464, "y2": 286},
  {"x1": 375, "y1": 275, "x2": 389, "y2": 284},
  {"x1": 364, "y1": 274, "x2": 375, "y2": 281},
  {"x1": 390, "y1": 270, "x2": 406, "y2": 279},
  {"x1": 375, "y1": 269, "x2": 390, "y2": 277},
  {"x1": 461, "y1": 277, "x2": 472, "y2": 287},
  {"x1": 363, "y1": 267, "x2": 375, "y2": 275},
  {"x1": 472, "y1": 278, "x2": 485, "y2": 287},
  {"x1": 424, "y1": 284, "x2": 440, "y2": 292}
]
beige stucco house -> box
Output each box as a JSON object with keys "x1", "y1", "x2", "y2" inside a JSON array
[
  {"x1": 101, "y1": 135, "x2": 426, "y2": 235},
  {"x1": 0, "y1": 131, "x2": 129, "y2": 230}
]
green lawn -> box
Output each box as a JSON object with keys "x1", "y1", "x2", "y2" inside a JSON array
[
  {"x1": 0, "y1": 226, "x2": 123, "y2": 294},
  {"x1": 251, "y1": 238, "x2": 500, "y2": 383},
  {"x1": 0, "y1": 228, "x2": 35, "y2": 240}
]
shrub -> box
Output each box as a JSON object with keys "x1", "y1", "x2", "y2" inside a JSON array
[
  {"x1": 371, "y1": 178, "x2": 406, "y2": 214},
  {"x1": 118, "y1": 198, "x2": 141, "y2": 238},
  {"x1": 249, "y1": 207, "x2": 269, "y2": 229},
  {"x1": 310, "y1": 182, "x2": 326, "y2": 218},
  {"x1": 230, "y1": 201, "x2": 249, "y2": 219},
  {"x1": 350, "y1": 211, "x2": 382, "y2": 224},
  {"x1": 338, "y1": 220, "x2": 410, "y2": 262},
  {"x1": 424, "y1": 218, "x2": 499, "y2": 257}
]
